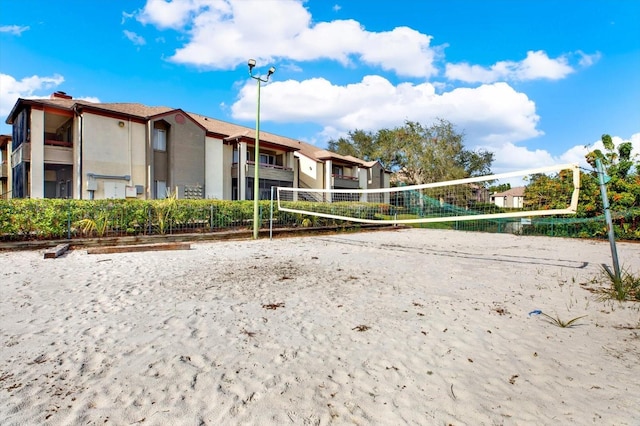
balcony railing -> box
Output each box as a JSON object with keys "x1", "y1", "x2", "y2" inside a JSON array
[
  {"x1": 332, "y1": 173, "x2": 358, "y2": 180},
  {"x1": 245, "y1": 160, "x2": 292, "y2": 171},
  {"x1": 332, "y1": 174, "x2": 360, "y2": 189},
  {"x1": 12, "y1": 143, "x2": 30, "y2": 165},
  {"x1": 232, "y1": 162, "x2": 295, "y2": 183},
  {"x1": 45, "y1": 139, "x2": 73, "y2": 148}
]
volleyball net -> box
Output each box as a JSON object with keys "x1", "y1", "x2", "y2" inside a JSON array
[{"x1": 275, "y1": 163, "x2": 580, "y2": 225}]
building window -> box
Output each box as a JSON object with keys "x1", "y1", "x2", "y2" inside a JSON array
[
  {"x1": 232, "y1": 178, "x2": 238, "y2": 200},
  {"x1": 153, "y1": 129, "x2": 166, "y2": 151},
  {"x1": 247, "y1": 178, "x2": 293, "y2": 200},
  {"x1": 260, "y1": 153, "x2": 275, "y2": 165},
  {"x1": 332, "y1": 165, "x2": 344, "y2": 176},
  {"x1": 66, "y1": 125, "x2": 73, "y2": 144},
  {"x1": 156, "y1": 180, "x2": 167, "y2": 198}
]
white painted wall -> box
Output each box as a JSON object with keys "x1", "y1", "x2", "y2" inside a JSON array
[
  {"x1": 297, "y1": 153, "x2": 322, "y2": 189},
  {"x1": 357, "y1": 168, "x2": 366, "y2": 201},
  {"x1": 82, "y1": 114, "x2": 146, "y2": 199},
  {"x1": 291, "y1": 153, "x2": 299, "y2": 188},
  {"x1": 129, "y1": 120, "x2": 147, "y2": 198},
  {"x1": 223, "y1": 144, "x2": 233, "y2": 199},
  {"x1": 239, "y1": 142, "x2": 247, "y2": 199},
  {"x1": 74, "y1": 117, "x2": 81, "y2": 198},
  {"x1": 30, "y1": 109, "x2": 45, "y2": 198},
  {"x1": 513, "y1": 196, "x2": 524, "y2": 208},
  {"x1": 383, "y1": 172, "x2": 390, "y2": 203},
  {"x1": 1, "y1": 141, "x2": 11, "y2": 199},
  {"x1": 493, "y1": 195, "x2": 524, "y2": 208},
  {"x1": 358, "y1": 168, "x2": 367, "y2": 187},
  {"x1": 44, "y1": 146, "x2": 73, "y2": 164},
  {"x1": 205, "y1": 135, "x2": 224, "y2": 199}
]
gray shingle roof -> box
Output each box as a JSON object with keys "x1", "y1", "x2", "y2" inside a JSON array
[
  {"x1": 493, "y1": 186, "x2": 526, "y2": 197},
  {"x1": 6, "y1": 96, "x2": 378, "y2": 162}
]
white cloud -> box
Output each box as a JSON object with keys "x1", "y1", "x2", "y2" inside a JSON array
[
  {"x1": 123, "y1": 30, "x2": 146, "y2": 46},
  {"x1": 487, "y1": 132, "x2": 640, "y2": 177},
  {"x1": 232, "y1": 77, "x2": 540, "y2": 146},
  {"x1": 0, "y1": 73, "x2": 65, "y2": 117},
  {"x1": 446, "y1": 50, "x2": 577, "y2": 83},
  {"x1": 279, "y1": 62, "x2": 303, "y2": 73},
  {"x1": 0, "y1": 25, "x2": 29, "y2": 35},
  {"x1": 576, "y1": 50, "x2": 601, "y2": 67},
  {"x1": 518, "y1": 50, "x2": 574, "y2": 80},
  {"x1": 135, "y1": 0, "x2": 600, "y2": 86},
  {"x1": 560, "y1": 133, "x2": 640, "y2": 170},
  {"x1": 490, "y1": 142, "x2": 556, "y2": 173},
  {"x1": 232, "y1": 71, "x2": 640, "y2": 176},
  {"x1": 136, "y1": 0, "x2": 439, "y2": 77},
  {"x1": 137, "y1": 0, "x2": 209, "y2": 30},
  {"x1": 357, "y1": 26, "x2": 436, "y2": 77},
  {"x1": 77, "y1": 96, "x2": 101, "y2": 103},
  {"x1": 558, "y1": 144, "x2": 592, "y2": 166},
  {"x1": 122, "y1": 11, "x2": 136, "y2": 24}
]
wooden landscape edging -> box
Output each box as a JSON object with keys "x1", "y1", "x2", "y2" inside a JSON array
[
  {"x1": 86, "y1": 242, "x2": 191, "y2": 255},
  {"x1": 43, "y1": 243, "x2": 70, "y2": 259},
  {"x1": 0, "y1": 224, "x2": 399, "y2": 252}
]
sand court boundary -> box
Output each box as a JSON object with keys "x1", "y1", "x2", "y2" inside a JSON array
[{"x1": 1, "y1": 228, "x2": 639, "y2": 425}]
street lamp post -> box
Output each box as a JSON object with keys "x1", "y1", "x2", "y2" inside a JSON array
[{"x1": 247, "y1": 59, "x2": 275, "y2": 240}]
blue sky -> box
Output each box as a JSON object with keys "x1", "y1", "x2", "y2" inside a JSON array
[{"x1": 1, "y1": 0, "x2": 639, "y2": 174}]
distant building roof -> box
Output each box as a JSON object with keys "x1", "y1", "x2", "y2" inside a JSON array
[
  {"x1": 0, "y1": 134, "x2": 11, "y2": 148},
  {"x1": 6, "y1": 94, "x2": 387, "y2": 165},
  {"x1": 295, "y1": 145, "x2": 389, "y2": 172},
  {"x1": 5, "y1": 96, "x2": 304, "y2": 151},
  {"x1": 492, "y1": 186, "x2": 526, "y2": 197}
]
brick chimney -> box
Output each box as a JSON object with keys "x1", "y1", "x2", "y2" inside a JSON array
[{"x1": 51, "y1": 91, "x2": 72, "y2": 99}]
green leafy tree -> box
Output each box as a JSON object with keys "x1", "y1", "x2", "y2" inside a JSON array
[
  {"x1": 392, "y1": 120, "x2": 466, "y2": 184},
  {"x1": 584, "y1": 134, "x2": 639, "y2": 213},
  {"x1": 586, "y1": 134, "x2": 637, "y2": 180},
  {"x1": 524, "y1": 133, "x2": 639, "y2": 239},
  {"x1": 489, "y1": 183, "x2": 511, "y2": 193},
  {"x1": 327, "y1": 128, "x2": 410, "y2": 172},
  {"x1": 456, "y1": 148, "x2": 494, "y2": 178},
  {"x1": 327, "y1": 129, "x2": 376, "y2": 160},
  {"x1": 524, "y1": 171, "x2": 576, "y2": 211},
  {"x1": 525, "y1": 134, "x2": 638, "y2": 216},
  {"x1": 327, "y1": 119, "x2": 494, "y2": 184}
]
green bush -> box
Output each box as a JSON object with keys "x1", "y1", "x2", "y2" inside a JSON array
[{"x1": 0, "y1": 198, "x2": 638, "y2": 241}]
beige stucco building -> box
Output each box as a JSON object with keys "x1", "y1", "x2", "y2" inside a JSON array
[
  {"x1": 0, "y1": 135, "x2": 11, "y2": 199},
  {"x1": 295, "y1": 143, "x2": 391, "y2": 202},
  {"x1": 491, "y1": 186, "x2": 525, "y2": 208},
  {"x1": 5, "y1": 92, "x2": 390, "y2": 201}
]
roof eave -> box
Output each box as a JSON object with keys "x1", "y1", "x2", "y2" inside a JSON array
[{"x1": 149, "y1": 108, "x2": 208, "y2": 132}]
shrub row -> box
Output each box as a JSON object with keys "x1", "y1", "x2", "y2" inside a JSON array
[
  {"x1": 1, "y1": 199, "x2": 637, "y2": 241},
  {"x1": 0, "y1": 199, "x2": 354, "y2": 241}
]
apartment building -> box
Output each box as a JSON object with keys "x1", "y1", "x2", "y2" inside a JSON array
[
  {"x1": 0, "y1": 134, "x2": 11, "y2": 199},
  {"x1": 5, "y1": 92, "x2": 389, "y2": 200},
  {"x1": 295, "y1": 142, "x2": 391, "y2": 202},
  {"x1": 491, "y1": 186, "x2": 525, "y2": 208}
]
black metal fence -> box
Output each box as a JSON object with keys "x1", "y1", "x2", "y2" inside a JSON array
[
  {"x1": 1, "y1": 199, "x2": 638, "y2": 242},
  {"x1": 0, "y1": 199, "x2": 331, "y2": 241}
]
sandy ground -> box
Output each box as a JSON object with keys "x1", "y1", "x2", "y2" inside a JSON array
[{"x1": 1, "y1": 228, "x2": 639, "y2": 426}]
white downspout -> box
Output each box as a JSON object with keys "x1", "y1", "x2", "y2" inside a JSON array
[
  {"x1": 128, "y1": 119, "x2": 132, "y2": 185},
  {"x1": 75, "y1": 107, "x2": 84, "y2": 199},
  {"x1": 147, "y1": 120, "x2": 152, "y2": 199}
]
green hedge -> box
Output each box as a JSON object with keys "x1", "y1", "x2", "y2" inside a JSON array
[
  {"x1": 1, "y1": 199, "x2": 638, "y2": 241},
  {"x1": 0, "y1": 199, "x2": 318, "y2": 241}
]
